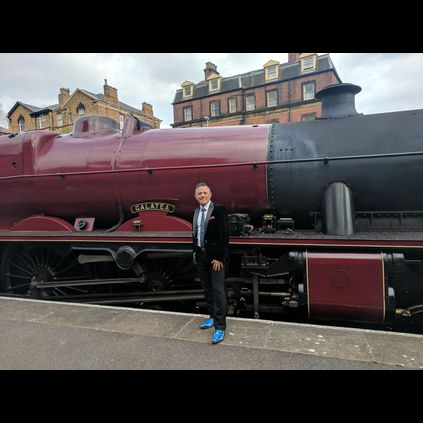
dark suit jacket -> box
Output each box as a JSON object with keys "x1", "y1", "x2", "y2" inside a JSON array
[{"x1": 192, "y1": 202, "x2": 229, "y2": 262}]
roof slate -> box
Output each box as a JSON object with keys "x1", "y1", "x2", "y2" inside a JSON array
[{"x1": 173, "y1": 54, "x2": 336, "y2": 103}]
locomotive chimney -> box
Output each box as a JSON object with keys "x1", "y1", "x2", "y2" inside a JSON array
[{"x1": 315, "y1": 83, "x2": 361, "y2": 119}]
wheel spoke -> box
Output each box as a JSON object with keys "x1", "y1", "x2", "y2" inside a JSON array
[
  {"x1": 53, "y1": 262, "x2": 83, "y2": 277},
  {"x1": 51, "y1": 254, "x2": 70, "y2": 273},
  {"x1": 1, "y1": 244, "x2": 94, "y2": 298},
  {"x1": 19, "y1": 252, "x2": 37, "y2": 270},
  {"x1": 9, "y1": 261, "x2": 33, "y2": 276},
  {"x1": 5, "y1": 282, "x2": 31, "y2": 291},
  {"x1": 6, "y1": 273, "x2": 32, "y2": 281}
]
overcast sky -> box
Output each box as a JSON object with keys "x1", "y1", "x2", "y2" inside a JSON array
[{"x1": 1, "y1": 53, "x2": 422, "y2": 129}]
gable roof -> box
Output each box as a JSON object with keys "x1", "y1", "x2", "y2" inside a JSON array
[
  {"x1": 8, "y1": 88, "x2": 161, "y2": 124},
  {"x1": 7, "y1": 101, "x2": 61, "y2": 118},
  {"x1": 7, "y1": 101, "x2": 42, "y2": 118},
  {"x1": 31, "y1": 104, "x2": 59, "y2": 116},
  {"x1": 62, "y1": 88, "x2": 150, "y2": 117},
  {"x1": 263, "y1": 60, "x2": 280, "y2": 67}
]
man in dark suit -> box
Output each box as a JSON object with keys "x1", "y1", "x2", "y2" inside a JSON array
[{"x1": 193, "y1": 182, "x2": 229, "y2": 344}]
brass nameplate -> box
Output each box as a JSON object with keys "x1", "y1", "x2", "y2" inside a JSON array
[{"x1": 130, "y1": 202, "x2": 176, "y2": 214}]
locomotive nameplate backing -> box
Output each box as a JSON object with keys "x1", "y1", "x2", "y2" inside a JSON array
[{"x1": 131, "y1": 202, "x2": 175, "y2": 214}]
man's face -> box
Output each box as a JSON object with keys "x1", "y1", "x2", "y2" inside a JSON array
[{"x1": 195, "y1": 186, "x2": 212, "y2": 206}]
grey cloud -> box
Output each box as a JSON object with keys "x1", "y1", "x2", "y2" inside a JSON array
[{"x1": 1, "y1": 53, "x2": 423, "y2": 129}]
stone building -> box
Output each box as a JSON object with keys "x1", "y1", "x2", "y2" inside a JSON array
[
  {"x1": 172, "y1": 53, "x2": 342, "y2": 127},
  {"x1": 7, "y1": 80, "x2": 161, "y2": 134}
]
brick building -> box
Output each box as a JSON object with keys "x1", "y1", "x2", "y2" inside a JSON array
[
  {"x1": 7, "y1": 80, "x2": 161, "y2": 134},
  {"x1": 172, "y1": 53, "x2": 342, "y2": 127}
]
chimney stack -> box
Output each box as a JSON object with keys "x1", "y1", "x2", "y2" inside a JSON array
[
  {"x1": 58, "y1": 88, "x2": 70, "y2": 106},
  {"x1": 288, "y1": 53, "x2": 300, "y2": 63},
  {"x1": 103, "y1": 79, "x2": 118, "y2": 105},
  {"x1": 142, "y1": 102, "x2": 153, "y2": 116},
  {"x1": 204, "y1": 62, "x2": 219, "y2": 80}
]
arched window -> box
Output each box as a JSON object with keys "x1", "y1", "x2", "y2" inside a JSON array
[
  {"x1": 77, "y1": 104, "x2": 85, "y2": 117},
  {"x1": 18, "y1": 116, "x2": 25, "y2": 132}
]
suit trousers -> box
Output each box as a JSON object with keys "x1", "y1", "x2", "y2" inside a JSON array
[{"x1": 196, "y1": 249, "x2": 227, "y2": 330}]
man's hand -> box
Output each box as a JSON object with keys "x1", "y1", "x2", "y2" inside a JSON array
[{"x1": 211, "y1": 259, "x2": 223, "y2": 271}]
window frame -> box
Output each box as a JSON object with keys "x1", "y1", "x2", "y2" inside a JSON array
[
  {"x1": 18, "y1": 116, "x2": 25, "y2": 132},
  {"x1": 265, "y1": 65, "x2": 278, "y2": 81},
  {"x1": 77, "y1": 105, "x2": 85, "y2": 117},
  {"x1": 301, "y1": 55, "x2": 317, "y2": 73},
  {"x1": 228, "y1": 97, "x2": 237, "y2": 114},
  {"x1": 183, "y1": 85, "x2": 193, "y2": 98},
  {"x1": 266, "y1": 89, "x2": 278, "y2": 108},
  {"x1": 39, "y1": 114, "x2": 47, "y2": 129},
  {"x1": 210, "y1": 100, "x2": 221, "y2": 117},
  {"x1": 301, "y1": 113, "x2": 317, "y2": 121},
  {"x1": 302, "y1": 81, "x2": 316, "y2": 101},
  {"x1": 245, "y1": 94, "x2": 256, "y2": 112},
  {"x1": 183, "y1": 106, "x2": 193, "y2": 122},
  {"x1": 208, "y1": 77, "x2": 221, "y2": 93}
]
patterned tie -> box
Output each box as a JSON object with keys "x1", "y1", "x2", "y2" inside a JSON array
[{"x1": 200, "y1": 207, "x2": 206, "y2": 248}]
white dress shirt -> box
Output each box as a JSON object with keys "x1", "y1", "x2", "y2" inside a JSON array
[{"x1": 197, "y1": 201, "x2": 211, "y2": 247}]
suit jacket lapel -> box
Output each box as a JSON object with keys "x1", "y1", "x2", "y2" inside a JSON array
[
  {"x1": 205, "y1": 202, "x2": 214, "y2": 232},
  {"x1": 193, "y1": 208, "x2": 199, "y2": 236}
]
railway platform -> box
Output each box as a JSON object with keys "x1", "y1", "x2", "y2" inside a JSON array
[{"x1": 0, "y1": 297, "x2": 422, "y2": 370}]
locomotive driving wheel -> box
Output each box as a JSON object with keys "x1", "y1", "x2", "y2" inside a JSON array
[
  {"x1": 0, "y1": 243, "x2": 94, "y2": 298},
  {"x1": 143, "y1": 257, "x2": 197, "y2": 292}
]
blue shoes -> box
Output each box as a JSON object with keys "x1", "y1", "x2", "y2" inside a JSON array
[
  {"x1": 212, "y1": 329, "x2": 225, "y2": 344},
  {"x1": 199, "y1": 319, "x2": 225, "y2": 343},
  {"x1": 199, "y1": 318, "x2": 214, "y2": 329}
]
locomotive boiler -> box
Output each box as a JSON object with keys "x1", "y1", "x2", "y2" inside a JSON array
[{"x1": 1, "y1": 83, "x2": 423, "y2": 332}]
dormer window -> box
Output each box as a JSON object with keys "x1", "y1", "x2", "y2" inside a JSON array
[
  {"x1": 182, "y1": 81, "x2": 194, "y2": 99},
  {"x1": 208, "y1": 77, "x2": 221, "y2": 93},
  {"x1": 263, "y1": 60, "x2": 280, "y2": 81},
  {"x1": 300, "y1": 53, "x2": 317, "y2": 73},
  {"x1": 266, "y1": 66, "x2": 277, "y2": 79}
]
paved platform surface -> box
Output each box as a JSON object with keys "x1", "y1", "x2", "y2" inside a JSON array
[{"x1": 0, "y1": 297, "x2": 422, "y2": 370}]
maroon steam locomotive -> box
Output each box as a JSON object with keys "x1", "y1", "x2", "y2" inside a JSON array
[{"x1": 1, "y1": 83, "x2": 423, "y2": 331}]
